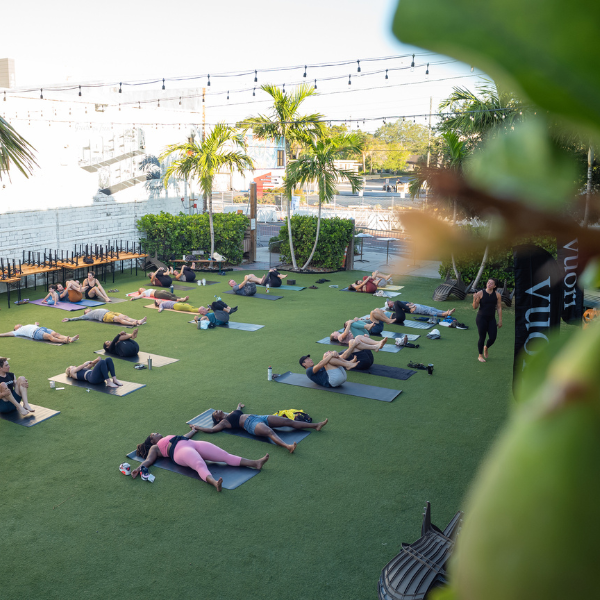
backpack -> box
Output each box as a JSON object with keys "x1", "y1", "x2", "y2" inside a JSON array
[{"x1": 273, "y1": 409, "x2": 312, "y2": 423}]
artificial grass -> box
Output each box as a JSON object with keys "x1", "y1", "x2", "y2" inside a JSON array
[{"x1": 0, "y1": 269, "x2": 514, "y2": 599}]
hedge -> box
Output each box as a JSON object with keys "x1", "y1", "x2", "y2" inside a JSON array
[
  {"x1": 276, "y1": 215, "x2": 354, "y2": 270},
  {"x1": 439, "y1": 225, "x2": 557, "y2": 288},
  {"x1": 136, "y1": 212, "x2": 249, "y2": 265}
]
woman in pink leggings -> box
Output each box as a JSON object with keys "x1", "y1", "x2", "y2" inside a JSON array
[{"x1": 131, "y1": 428, "x2": 269, "y2": 492}]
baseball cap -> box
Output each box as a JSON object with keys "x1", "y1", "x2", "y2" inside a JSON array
[{"x1": 299, "y1": 355, "x2": 310, "y2": 367}]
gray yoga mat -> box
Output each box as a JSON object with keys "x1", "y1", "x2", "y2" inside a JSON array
[
  {"x1": 258, "y1": 284, "x2": 306, "y2": 291},
  {"x1": 188, "y1": 321, "x2": 264, "y2": 331},
  {"x1": 48, "y1": 373, "x2": 146, "y2": 396},
  {"x1": 187, "y1": 409, "x2": 311, "y2": 446},
  {"x1": 224, "y1": 291, "x2": 283, "y2": 301},
  {"x1": 371, "y1": 331, "x2": 421, "y2": 341},
  {"x1": 364, "y1": 364, "x2": 417, "y2": 380},
  {"x1": 317, "y1": 337, "x2": 401, "y2": 353},
  {"x1": 172, "y1": 285, "x2": 196, "y2": 290},
  {"x1": 17, "y1": 337, "x2": 64, "y2": 346},
  {"x1": 94, "y1": 349, "x2": 179, "y2": 367},
  {"x1": 273, "y1": 371, "x2": 402, "y2": 402},
  {"x1": 126, "y1": 450, "x2": 260, "y2": 490},
  {"x1": 72, "y1": 319, "x2": 134, "y2": 328},
  {"x1": 0, "y1": 404, "x2": 60, "y2": 427},
  {"x1": 358, "y1": 315, "x2": 434, "y2": 331},
  {"x1": 106, "y1": 297, "x2": 128, "y2": 304}
]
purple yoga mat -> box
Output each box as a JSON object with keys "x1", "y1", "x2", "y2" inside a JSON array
[{"x1": 29, "y1": 299, "x2": 89, "y2": 311}]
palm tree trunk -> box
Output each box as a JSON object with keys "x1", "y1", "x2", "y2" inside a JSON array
[
  {"x1": 471, "y1": 221, "x2": 494, "y2": 290},
  {"x1": 283, "y1": 140, "x2": 298, "y2": 270},
  {"x1": 451, "y1": 253, "x2": 459, "y2": 279},
  {"x1": 302, "y1": 194, "x2": 322, "y2": 270},
  {"x1": 208, "y1": 185, "x2": 215, "y2": 258}
]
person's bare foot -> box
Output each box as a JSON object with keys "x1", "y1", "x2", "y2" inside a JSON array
[
  {"x1": 255, "y1": 454, "x2": 270, "y2": 469},
  {"x1": 106, "y1": 381, "x2": 118, "y2": 388},
  {"x1": 316, "y1": 418, "x2": 328, "y2": 431},
  {"x1": 484, "y1": 346, "x2": 489, "y2": 359},
  {"x1": 191, "y1": 263, "x2": 195, "y2": 270},
  {"x1": 68, "y1": 335, "x2": 79, "y2": 343},
  {"x1": 288, "y1": 442, "x2": 297, "y2": 454},
  {"x1": 138, "y1": 317, "x2": 147, "y2": 325},
  {"x1": 346, "y1": 357, "x2": 359, "y2": 370},
  {"x1": 17, "y1": 405, "x2": 30, "y2": 416},
  {"x1": 131, "y1": 328, "x2": 139, "y2": 339},
  {"x1": 22, "y1": 401, "x2": 35, "y2": 412},
  {"x1": 478, "y1": 355, "x2": 486, "y2": 363},
  {"x1": 376, "y1": 338, "x2": 388, "y2": 351},
  {"x1": 112, "y1": 378, "x2": 123, "y2": 386},
  {"x1": 207, "y1": 475, "x2": 223, "y2": 492},
  {"x1": 182, "y1": 296, "x2": 189, "y2": 302},
  {"x1": 448, "y1": 308, "x2": 456, "y2": 316}
]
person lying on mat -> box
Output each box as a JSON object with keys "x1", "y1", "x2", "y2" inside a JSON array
[
  {"x1": 170, "y1": 264, "x2": 196, "y2": 283},
  {"x1": 0, "y1": 357, "x2": 35, "y2": 416},
  {"x1": 62, "y1": 308, "x2": 146, "y2": 326},
  {"x1": 66, "y1": 357, "x2": 122, "y2": 388},
  {"x1": 103, "y1": 329, "x2": 139, "y2": 358},
  {"x1": 148, "y1": 268, "x2": 172, "y2": 288},
  {"x1": 228, "y1": 274, "x2": 261, "y2": 296},
  {"x1": 42, "y1": 285, "x2": 61, "y2": 306},
  {"x1": 191, "y1": 402, "x2": 328, "y2": 454},
  {"x1": 0, "y1": 323, "x2": 79, "y2": 344},
  {"x1": 57, "y1": 280, "x2": 84, "y2": 303},
  {"x1": 128, "y1": 288, "x2": 188, "y2": 302},
  {"x1": 348, "y1": 270, "x2": 392, "y2": 293},
  {"x1": 384, "y1": 299, "x2": 455, "y2": 319},
  {"x1": 132, "y1": 429, "x2": 269, "y2": 492},
  {"x1": 153, "y1": 299, "x2": 204, "y2": 314},
  {"x1": 338, "y1": 312, "x2": 386, "y2": 338},
  {"x1": 193, "y1": 300, "x2": 238, "y2": 326},
  {"x1": 337, "y1": 339, "x2": 376, "y2": 371},
  {"x1": 82, "y1": 271, "x2": 110, "y2": 302},
  {"x1": 330, "y1": 322, "x2": 388, "y2": 351},
  {"x1": 299, "y1": 351, "x2": 358, "y2": 388}
]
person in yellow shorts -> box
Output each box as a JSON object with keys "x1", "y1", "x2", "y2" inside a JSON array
[{"x1": 62, "y1": 308, "x2": 146, "y2": 326}]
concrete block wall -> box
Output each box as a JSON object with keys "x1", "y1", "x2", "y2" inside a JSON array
[{"x1": 0, "y1": 195, "x2": 185, "y2": 292}]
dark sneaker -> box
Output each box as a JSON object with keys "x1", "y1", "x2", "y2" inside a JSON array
[{"x1": 456, "y1": 322, "x2": 469, "y2": 330}]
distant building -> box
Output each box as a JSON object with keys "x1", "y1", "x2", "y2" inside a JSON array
[{"x1": 0, "y1": 58, "x2": 16, "y2": 88}]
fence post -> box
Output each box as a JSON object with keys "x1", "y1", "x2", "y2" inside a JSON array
[{"x1": 249, "y1": 182, "x2": 257, "y2": 263}]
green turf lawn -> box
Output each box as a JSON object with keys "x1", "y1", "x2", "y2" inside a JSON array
[{"x1": 0, "y1": 270, "x2": 513, "y2": 599}]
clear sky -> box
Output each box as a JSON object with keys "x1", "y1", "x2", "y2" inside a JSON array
[{"x1": 1, "y1": 0, "x2": 483, "y2": 132}]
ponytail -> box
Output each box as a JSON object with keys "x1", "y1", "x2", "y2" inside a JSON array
[{"x1": 137, "y1": 436, "x2": 153, "y2": 458}]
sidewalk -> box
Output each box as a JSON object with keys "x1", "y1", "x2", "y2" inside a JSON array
[{"x1": 236, "y1": 246, "x2": 442, "y2": 280}]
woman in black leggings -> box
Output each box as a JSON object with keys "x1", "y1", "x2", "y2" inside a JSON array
[
  {"x1": 103, "y1": 329, "x2": 139, "y2": 358},
  {"x1": 66, "y1": 357, "x2": 122, "y2": 388},
  {"x1": 473, "y1": 278, "x2": 502, "y2": 363},
  {"x1": 148, "y1": 268, "x2": 172, "y2": 288},
  {"x1": 172, "y1": 264, "x2": 196, "y2": 283}
]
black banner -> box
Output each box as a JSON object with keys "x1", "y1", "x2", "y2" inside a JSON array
[
  {"x1": 513, "y1": 245, "x2": 562, "y2": 383},
  {"x1": 557, "y1": 236, "x2": 584, "y2": 325}
]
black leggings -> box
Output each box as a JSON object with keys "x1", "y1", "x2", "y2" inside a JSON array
[
  {"x1": 116, "y1": 340, "x2": 139, "y2": 357},
  {"x1": 181, "y1": 266, "x2": 195, "y2": 282},
  {"x1": 87, "y1": 358, "x2": 116, "y2": 384},
  {"x1": 210, "y1": 300, "x2": 229, "y2": 312},
  {"x1": 261, "y1": 271, "x2": 282, "y2": 287},
  {"x1": 476, "y1": 314, "x2": 497, "y2": 354}
]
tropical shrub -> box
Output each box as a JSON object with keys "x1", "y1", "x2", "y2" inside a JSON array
[
  {"x1": 276, "y1": 215, "x2": 354, "y2": 269},
  {"x1": 136, "y1": 211, "x2": 249, "y2": 264}
]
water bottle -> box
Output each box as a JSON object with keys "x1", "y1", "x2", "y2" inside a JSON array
[
  {"x1": 266, "y1": 284, "x2": 270, "y2": 294},
  {"x1": 170, "y1": 285, "x2": 174, "y2": 294},
  {"x1": 202, "y1": 278, "x2": 206, "y2": 286},
  {"x1": 148, "y1": 357, "x2": 153, "y2": 370},
  {"x1": 268, "y1": 366, "x2": 273, "y2": 381}
]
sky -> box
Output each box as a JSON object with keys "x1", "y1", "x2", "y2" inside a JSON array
[{"x1": 1, "y1": 0, "x2": 484, "y2": 133}]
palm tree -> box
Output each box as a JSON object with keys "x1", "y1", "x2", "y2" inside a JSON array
[
  {"x1": 0, "y1": 116, "x2": 38, "y2": 180},
  {"x1": 285, "y1": 133, "x2": 364, "y2": 270},
  {"x1": 160, "y1": 123, "x2": 254, "y2": 259},
  {"x1": 242, "y1": 84, "x2": 325, "y2": 269}
]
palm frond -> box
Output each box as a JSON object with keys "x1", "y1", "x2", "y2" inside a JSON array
[{"x1": 0, "y1": 116, "x2": 38, "y2": 181}]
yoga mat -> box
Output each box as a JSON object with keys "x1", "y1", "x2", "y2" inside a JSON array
[
  {"x1": 69, "y1": 319, "x2": 134, "y2": 328},
  {"x1": 187, "y1": 409, "x2": 311, "y2": 446},
  {"x1": 364, "y1": 364, "x2": 417, "y2": 380},
  {"x1": 48, "y1": 373, "x2": 145, "y2": 396},
  {"x1": 358, "y1": 315, "x2": 434, "y2": 331},
  {"x1": 258, "y1": 284, "x2": 306, "y2": 291},
  {"x1": 173, "y1": 285, "x2": 196, "y2": 290},
  {"x1": 0, "y1": 404, "x2": 60, "y2": 427},
  {"x1": 29, "y1": 299, "x2": 88, "y2": 311},
  {"x1": 370, "y1": 331, "x2": 421, "y2": 341},
  {"x1": 317, "y1": 337, "x2": 401, "y2": 353},
  {"x1": 17, "y1": 337, "x2": 64, "y2": 346},
  {"x1": 106, "y1": 297, "x2": 128, "y2": 304},
  {"x1": 144, "y1": 304, "x2": 198, "y2": 315},
  {"x1": 375, "y1": 291, "x2": 402, "y2": 298},
  {"x1": 224, "y1": 291, "x2": 283, "y2": 301},
  {"x1": 273, "y1": 371, "x2": 402, "y2": 402},
  {"x1": 378, "y1": 285, "x2": 404, "y2": 291},
  {"x1": 188, "y1": 320, "x2": 264, "y2": 331},
  {"x1": 126, "y1": 450, "x2": 260, "y2": 490},
  {"x1": 78, "y1": 299, "x2": 106, "y2": 307},
  {"x1": 94, "y1": 349, "x2": 179, "y2": 367}
]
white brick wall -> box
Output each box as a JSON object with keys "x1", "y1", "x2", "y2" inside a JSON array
[{"x1": 0, "y1": 194, "x2": 187, "y2": 291}]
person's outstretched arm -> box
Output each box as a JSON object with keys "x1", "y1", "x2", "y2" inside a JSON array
[
  {"x1": 311, "y1": 354, "x2": 332, "y2": 373},
  {"x1": 131, "y1": 446, "x2": 159, "y2": 477},
  {"x1": 190, "y1": 420, "x2": 227, "y2": 433},
  {"x1": 62, "y1": 314, "x2": 89, "y2": 322},
  {"x1": 0, "y1": 331, "x2": 16, "y2": 337},
  {"x1": 69, "y1": 358, "x2": 99, "y2": 377},
  {"x1": 338, "y1": 321, "x2": 353, "y2": 343},
  {"x1": 237, "y1": 275, "x2": 249, "y2": 289}
]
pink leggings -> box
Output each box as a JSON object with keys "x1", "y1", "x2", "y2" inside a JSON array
[{"x1": 172, "y1": 440, "x2": 242, "y2": 481}]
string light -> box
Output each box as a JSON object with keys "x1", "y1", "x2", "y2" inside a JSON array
[
  {"x1": 385, "y1": 69, "x2": 388, "y2": 80},
  {"x1": 254, "y1": 70, "x2": 257, "y2": 83},
  {"x1": 157, "y1": 100, "x2": 160, "y2": 107},
  {"x1": 425, "y1": 63, "x2": 429, "y2": 76},
  {"x1": 179, "y1": 97, "x2": 182, "y2": 105},
  {"x1": 314, "y1": 80, "x2": 317, "y2": 90},
  {"x1": 348, "y1": 75, "x2": 351, "y2": 86},
  {"x1": 119, "y1": 82, "x2": 122, "y2": 93},
  {"x1": 470, "y1": 66, "x2": 474, "y2": 72},
  {"x1": 303, "y1": 65, "x2": 307, "y2": 78},
  {"x1": 207, "y1": 74, "x2": 211, "y2": 86},
  {"x1": 79, "y1": 85, "x2": 82, "y2": 97},
  {"x1": 410, "y1": 54, "x2": 415, "y2": 71},
  {"x1": 252, "y1": 87, "x2": 255, "y2": 96},
  {"x1": 162, "y1": 78, "x2": 165, "y2": 90},
  {"x1": 283, "y1": 83, "x2": 285, "y2": 94},
  {"x1": 227, "y1": 91, "x2": 229, "y2": 100},
  {"x1": 357, "y1": 60, "x2": 361, "y2": 73},
  {"x1": 118, "y1": 104, "x2": 121, "y2": 111},
  {"x1": 3, "y1": 91, "x2": 5, "y2": 101},
  {"x1": 40, "y1": 89, "x2": 43, "y2": 99}
]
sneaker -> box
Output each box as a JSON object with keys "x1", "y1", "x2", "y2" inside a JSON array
[
  {"x1": 229, "y1": 306, "x2": 238, "y2": 314},
  {"x1": 455, "y1": 322, "x2": 469, "y2": 330},
  {"x1": 119, "y1": 462, "x2": 131, "y2": 476},
  {"x1": 309, "y1": 285, "x2": 318, "y2": 289},
  {"x1": 427, "y1": 318, "x2": 437, "y2": 324},
  {"x1": 140, "y1": 466, "x2": 155, "y2": 482}
]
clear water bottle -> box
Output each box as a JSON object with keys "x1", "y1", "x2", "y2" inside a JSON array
[
  {"x1": 170, "y1": 285, "x2": 174, "y2": 294},
  {"x1": 266, "y1": 284, "x2": 270, "y2": 293},
  {"x1": 148, "y1": 357, "x2": 153, "y2": 370},
  {"x1": 268, "y1": 366, "x2": 272, "y2": 381}
]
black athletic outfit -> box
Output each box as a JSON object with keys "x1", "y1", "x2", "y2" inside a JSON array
[
  {"x1": 154, "y1": 269, "x2": 172, "y2": 288},
  {"x1": 76, "y1": 357, "x2": 117, "y2": 384},
  {"x1": 225, "y1": 409, "x2": 243, "y2": 429},
  {"x1": 179, "y1": 266, "x2": 196, "y2": 282},
  {"x1": 210, "y1": 300, "x2": 230, "y2": 324},
  {"x1": 353, "y1": 349, "x2": 374, "y2": 370},
  {"x1": 261, "y1": 270, "x2": 282, "y2": 288},
  {"x1": 476, "y1": 290, "x2": 499, "y2": 354},
  {"x1": 106, "y1": 334, "x2": 139, "y2": 358},
  {"x1": 390, "y1": 300, "x2": 408, "y2": 324}
]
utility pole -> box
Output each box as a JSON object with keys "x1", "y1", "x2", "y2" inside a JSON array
[
  {"x1": 249, "y1": 182, "x2": 257, "y2": 262},
  {"x1": 202, "y1": 87, "x2": 206, "y2": 141},
  {"x1": 425, "y1": 96, "x2": 433, "y2": 211}
]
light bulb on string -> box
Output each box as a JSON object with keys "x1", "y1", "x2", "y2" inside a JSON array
[
  {"x1": 385, "y1": 69, "x2": 388, "y2": 80},
  {"x1": 138, "y1": 102, "x2": 141, "y2": 109},
  {"x1": 471, "y1": 66, "x2": 474, "y2": 72},
  {"x1": 162, "y1": 78, "x2": 165, "y2": 91},
  {"x1": 357, "y1": 60, "x2": 361, "y2": 73},
  {"x1": 303, "y1": 65, "x2": 307, "y2": 78},
  {"x1": 283, "y1": 83, "x2": 285, "y2": 94},
  {"x1": 79, "y1": 85, "x2": 82, "y2": 97},
  {"x1": 202, "y1": 96, "x2": 205, "y2": 103},
  {"x1": 157, "y1": 100, "x2": 160, "y2": 108},
  {"x1": 179, "y1": 97, "x2": 182, "y2": 105},
  {"x1": 40, "y1": 89, "x2": 43, "y2": 99},
  {"x1": 425, "y1": 63, "x2": 429, "y2": 76},
  {"x1": 252, "y1": 87, "x2": 255, "y2": 97},
  {"x1": 314, "y1": 80, "x2": 317, "y2": 90},
  {"x1": 207, "y1": 74, "x2": 211, "y2": 87},
  {"x1": 254, "y1": 70, "x2": 257, "y2": 83},
  {"x1": 410, "y1": 54, "x2": 415, "y2": 71},
  {"x1": 227, "y1": 91, "x2": 229, "y2": 100},
  {"x1": 383, "y1": 118, "x2": 386, "y2": 125},
  {"x1": 119, "y1": 82, "x2": 122, "y2": 93},
  {"x1": 3, "y1": 91, "x2": 6, "y2": 101},
  {"x1": 348, "y1": 75, "x2": 351, "y2": 86}
]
